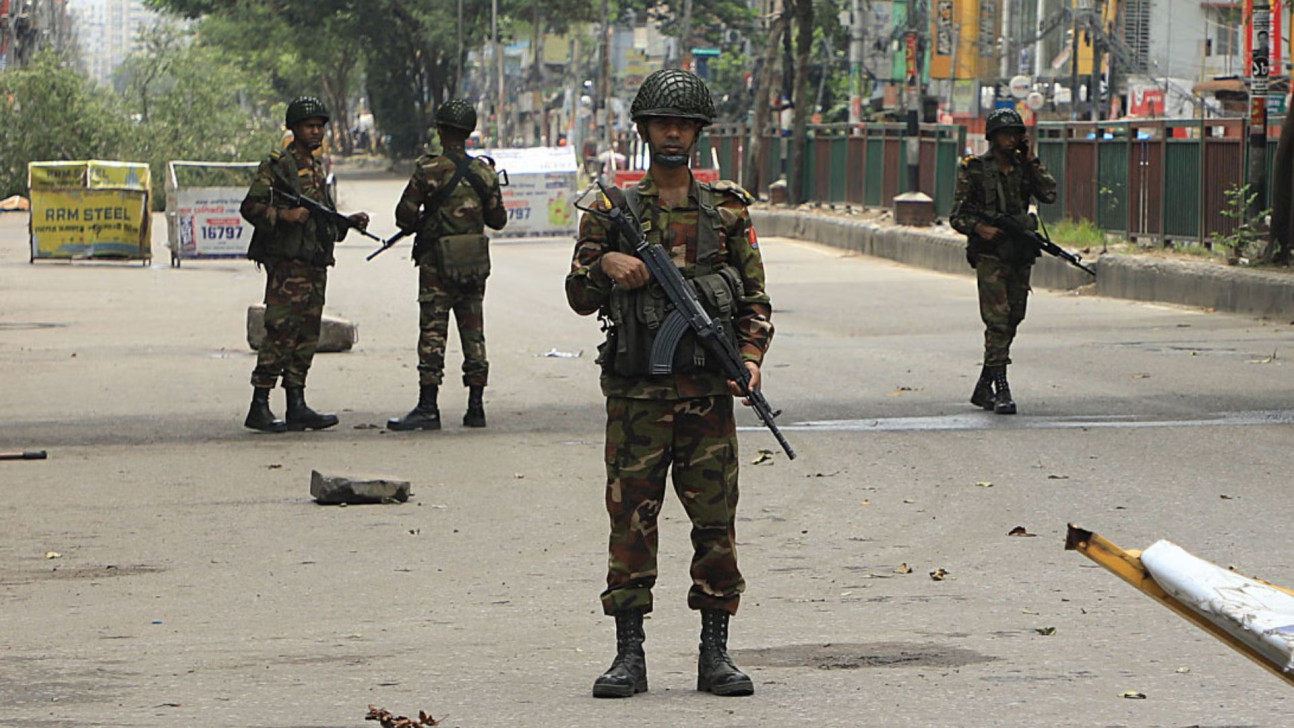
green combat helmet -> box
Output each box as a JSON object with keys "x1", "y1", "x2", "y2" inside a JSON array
[
  {"x1": 286, "y1": 96, "x2": 329, "y2": 128},
  {"x1": 985, "y1": 108, "x2": 1025, "y2": 139},
  {"x1": 630, "y1": 68, "x2": 716, "y2": 125},
  {"x1": 631, "y1": 69, "x2": 715, "y2": 168},
  {"x1": 436, "y1": 99, "x2": 477, "y2": 133}
]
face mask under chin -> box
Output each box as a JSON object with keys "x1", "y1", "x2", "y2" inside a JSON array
[{"x1": 653, "y1": 151, "x2": 689, "y2": 168}]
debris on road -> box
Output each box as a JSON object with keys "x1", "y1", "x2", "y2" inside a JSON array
[
  {"x1": 537, "y1": 348, "x2": 583, "y2": 358},
  {"x1": 1066, "y1": 523, "x2": 1294, "y2": 687},
  {"x1": 366, "y1": 704, "x2": 443, "y2": 727},
  {"x1": 310, "y1": 470, "x2": 410, "y2": 505},
  {"x1": 929, "y1": 568, "x2": 950, "y2": 581},
  {"x1": 1, "y1": 450, "x2": 47, "y2": 461},
  {"x1": 1008, "y1": 526, "x2": 1037, "y2": 537}
]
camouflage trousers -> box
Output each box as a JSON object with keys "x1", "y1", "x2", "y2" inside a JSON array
[
  {"x1": 976, "y1": 254, "x2": 1032, "y2": 367},
  {"x1": 600, "y1": 395, "x2": 744, "y2": 616},
  {"x1": 251, "y1": 260, "x2": 327, "y2": 389},
  {"x1": 417, "y1": 261, "x2": 488, "y2": 388}
]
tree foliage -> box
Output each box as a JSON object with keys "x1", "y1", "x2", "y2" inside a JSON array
[
  {"x1": 114, "y1": 23, "x2": 282, "y2": 203},
  {"x1": 0, "y1": 51, "x2": 131, "y2": 196}
]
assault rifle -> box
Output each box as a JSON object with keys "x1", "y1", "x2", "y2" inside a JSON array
[
  {"x1": 367, "y1": 227, "x2": 414, "y2": 261},
  {"x1": 270, "y1": 189, "x2": 382, "y2": 244},
  {"x1": 991, "y1": 213, "x2": 1096, "y2": 277},
  {"x1": 577, "y1": 182, "x2": 797, "y2": 460}
]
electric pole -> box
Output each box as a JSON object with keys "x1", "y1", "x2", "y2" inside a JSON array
[
  {"x1": 457, "y1": 0, "x2": 464, "y2": 94},
  {"x1": 493, "y1": 0, "x2": 506, "y2": 146},
  {"x1": 679, "y1": 0, "x2": 693, "y2": 71},
  {"x1": 848, "y1": 0, "x2": 863, "y2": 125}
]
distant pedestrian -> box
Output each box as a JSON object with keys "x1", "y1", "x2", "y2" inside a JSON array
[
  {"x1": 387, "y1": 99, "x2": 507, "y2": 431},
  {"x1": 950, "y1": 108, "x2": 1058, "y2": 414},
  {"x1": 240, "y1": 96, "x2": 370, "y2": 432}
]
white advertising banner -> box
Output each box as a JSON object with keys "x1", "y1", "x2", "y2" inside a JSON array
[
  {"x1": 173, "y1": 186, "x2": 251, "y2": 258},
  {"x1": 483, "y1": 146, "x2": 579, "y2": 237}
]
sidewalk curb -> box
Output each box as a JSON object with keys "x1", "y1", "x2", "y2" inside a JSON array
[{"x1": 751, "y1": 209, "x2": 1294, "y2": 318}]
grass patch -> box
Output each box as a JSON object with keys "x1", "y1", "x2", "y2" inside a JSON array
[{"x1": 1046, "y1": 219, "x2": 1106, "y2": 251}]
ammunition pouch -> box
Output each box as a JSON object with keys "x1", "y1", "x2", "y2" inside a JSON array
[
  {"x1": 433, "y1": 233, "x2": 491, "y2": 284},
  {"x1": 598, "y1": 266, "x2": 740, "y2": 378}
]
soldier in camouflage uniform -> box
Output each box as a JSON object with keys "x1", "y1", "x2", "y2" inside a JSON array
[
  {"x1": 241, "y1": 96, "x2": 370, "y2": 432},
  {"x1": 950, "y1": 107, "x2": 1057, "y2": 415},
  {"x1": 565, "y1": 69, "x2": 774, "y2": 699},
  {"x1": 388, "y1": 99, "x2": 507, "y2": 431}
]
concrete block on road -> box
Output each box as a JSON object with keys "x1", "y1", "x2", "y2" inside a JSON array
[
  {"x1": 246, "y1": 303, "x2": 358, "y2": 352},
  {"x1": 310, "y1": 470, "x2": 410, "y2": 505}
]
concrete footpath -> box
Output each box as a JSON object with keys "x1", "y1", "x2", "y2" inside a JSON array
[{"x1": 752, "y1": 209, "x2": 1294, "y2": 319}]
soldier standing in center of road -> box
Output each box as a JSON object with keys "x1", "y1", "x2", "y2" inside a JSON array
[
  {"x1": 950, "y1": 107, "x2": 1057, "y2": 415},
  {"x1": 387, "y1": 100, "x2": 507, "y2": 431},
  {"x1": 241, "y1": 96, "x2": 370, "y2": 433},
  {"x1": 566, "y1": 68, "x2": 774, "y2": 699}
]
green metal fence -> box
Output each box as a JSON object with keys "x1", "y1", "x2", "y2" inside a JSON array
[{"x1": 701, "y1": 118, "x2": 1280, "y2": 247}]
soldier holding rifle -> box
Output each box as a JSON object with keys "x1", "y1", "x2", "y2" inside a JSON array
[
  {"x1": 951, "y1": 107, "x2": 1058, "y2": 415},
  {"x1": 565, "y1": 68, "x2": 776, "y2": 699}
]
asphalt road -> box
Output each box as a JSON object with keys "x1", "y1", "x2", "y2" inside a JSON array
[{"x1": 2, "y1": 168, "x2": 1293, "y2": 727}]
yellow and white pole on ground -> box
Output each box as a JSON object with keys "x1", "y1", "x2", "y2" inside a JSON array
[{"x1": 1065, "y1": 524, "x2": 1294, "y2": 687}]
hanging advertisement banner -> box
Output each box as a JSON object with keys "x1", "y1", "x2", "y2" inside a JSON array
[
  {"x1": 934, "y1": 0, "x2": 954, "y2": 57},
  {"x1": 164, "y1": 161, "x2": 257, "y2": 265},
  {"x1": 30, "y1": 188, "x2": 150, "y2": 259},
  {"x1": 482, "y1": 146, "x2": 580, "y2": 237},
  {"x1": 28, "y1": 160, "x2": 151, "y2": 261}
]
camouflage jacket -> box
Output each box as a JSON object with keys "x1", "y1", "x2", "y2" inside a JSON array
[
  {"x1": 395, "y1": 149, "x2": 507, "y2": 264},
  {"x1": 241, "y1": 145, "x2": 341, "y2": 267},
  {"x1": 565, "y1": 173, "x2": 774, "y2": 400},
  {"x1": 950, "y1": 151, "x2": 1058, "y2": 258}
]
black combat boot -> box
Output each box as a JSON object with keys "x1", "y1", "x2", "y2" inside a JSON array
[
  {"x1": 592, "y1": 609, "x2": 647, "y2": 698},
  {"x1": 244, "y1": 387, "x2": 286, "y2": 433},
  {"x1": 387, "y1": 385, "x2": 441, "y2": 431},
  {"x1": 992, "y1": 366, "x2": 1017, "y2": 415},
  {"x1": 697, "y1": 609, "x2": 754, "y2": 696},
  {"x1": 284, "y1": 387, "x2": 339, "y2": 430},
  {"x1": 970, "y1": 365, "x2": 996, "y2": 410},
  {"x1": 463, "y1": 385, "x2": 486, "y2": 428}
]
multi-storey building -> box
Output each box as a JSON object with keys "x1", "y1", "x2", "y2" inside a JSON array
[{"x1": 67, "y1": 0, "x2": 158, "y2": 85}]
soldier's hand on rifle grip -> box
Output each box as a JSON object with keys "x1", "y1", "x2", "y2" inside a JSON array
[
  {"x1": 600, "y1": 251, "x2": 651, "y2": 289},
  {"x1": 975, "y1": 222, "x2": 1002, "y2": 241},
  {"x1": 727, "y1": 361, "x2": 762, "y2": 405},
  {"x1": 348, "y1": 212, "x2": 370, "y2": 230},
  {"x1": 281, "y1": 206, "x2": 309, "y2": 224}
]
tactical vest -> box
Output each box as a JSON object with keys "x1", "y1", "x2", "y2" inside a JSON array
[
  {"x1": 973, "y1": 156, "x2": 1040, "y2": 265},
  {"x1": 412, "y1": 154, "x2": 493, "y2": 283},
  {"x1": 599, "y1": 183, "x2": 742, "y2": 379},
  {"x1": 246, "y1": 151, "x2": 339, "y2": 267}
]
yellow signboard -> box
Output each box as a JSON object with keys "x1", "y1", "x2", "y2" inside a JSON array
[
  {"x1": 28, "y1": 160, "x2": 152, "y2": 260},
  {"x1": 28, "y1": 162, "x2": 88, "y2": 190},
  {"x1": 928, "y1": 0, "x2": 995, "y2": 81},
  {"x1": 30, "y1": 188, "x2": 150, "y2": 259},
  {"x1": 87, "y1": 161, "x2": 150, "y2": 190}
]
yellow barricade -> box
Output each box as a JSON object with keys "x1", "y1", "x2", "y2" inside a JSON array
[{"x1": 28, "y1": 160, "x2": 152, "y2": 261}]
